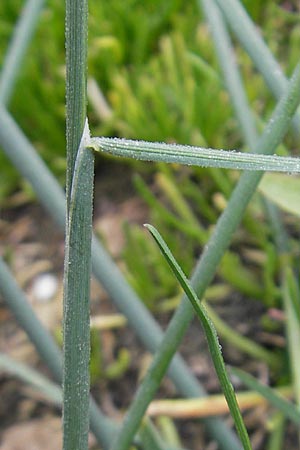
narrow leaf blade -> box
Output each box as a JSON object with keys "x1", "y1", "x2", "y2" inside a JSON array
[
  {"x1": 145, "y1": 224, "x2": 252, "y2": 450},
  {"x1": 89, "y1": 137, "x2": 300, "y2": 173}
]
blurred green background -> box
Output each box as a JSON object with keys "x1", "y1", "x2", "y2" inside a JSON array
[{"x1": 1, "y1": 0, "x2": 299, "y2": 199}]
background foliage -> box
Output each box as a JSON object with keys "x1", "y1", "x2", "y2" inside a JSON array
[{"x1": 1, "y1": 0, "x2": 299, "y2": 198}]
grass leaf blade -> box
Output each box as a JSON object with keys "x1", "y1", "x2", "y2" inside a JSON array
[
  {"x1": 145, "y1": 224, "x2": 252, "y2": 450},
  {"x1": 63, "y1": 136, "x2": 94, "y2": 450},
  {"x1": 89, "y1": 137, "x2": 300, "y2": 173}
]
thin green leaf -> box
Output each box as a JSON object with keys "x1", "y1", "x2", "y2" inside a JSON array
[
  {"x1": 145, "y1": 224, "x2": 252, "y2": 450},
  {"x1": 230, "y1": 367, "x2": 300, "y2": 425},
  {"x1": 259, "y1": 173, "x2": 300, "y2": 218},
  {"x1": 89, "y1": 137, "x2": 300, "y2": 173}
]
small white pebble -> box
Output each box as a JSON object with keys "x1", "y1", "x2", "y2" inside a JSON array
[{"x1": 31, "y1": 273, "x2": 58, "y2": 303}]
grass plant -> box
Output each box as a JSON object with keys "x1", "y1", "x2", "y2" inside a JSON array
[
  {"x1": 146, "y1": 224, "x2": 252, "y2": 450},
  {"x1": 0, "y1": 86, "x2": 242, "y2": 449},
  {"x1": 63, "y1": 0, "x2": 91, "y2": 447},
  {"x1": 99, "y1": 61, "x2": 300, "y2": 450},
  {"x1": 1, "y1": 1, "x2": 300, "y2": 449}
]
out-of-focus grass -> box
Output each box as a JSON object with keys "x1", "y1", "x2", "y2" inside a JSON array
[{"x1": 1, "y1": 0, "x2": 299, "y2": 199}]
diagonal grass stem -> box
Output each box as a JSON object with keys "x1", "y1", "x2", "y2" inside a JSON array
[
  {"x1": 214, "y1": 0, "x2": 300, "y2": 136},
  {"x1": 0, "y1": 352, "x2": 62, "y2": 406},
  {"x1": 0, "y1": 254, "x2": 117, "y2": 448},
  {"x1": 198, "y1": 0, "x2": 257, "y2": 148},
  {"x1": 0, "y1": 0, "x2": 45, "y2": 105}
]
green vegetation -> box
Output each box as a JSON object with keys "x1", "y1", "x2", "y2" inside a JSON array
[
  {"x1": 1, "y1": 1, "x2": 300, "y2": 450},
  {"x1": 1, "y1": 0, "x2": 299, "y2": 198}
]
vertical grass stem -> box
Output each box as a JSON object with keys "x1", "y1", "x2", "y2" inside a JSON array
[{"x1": 63, "y1": 0, "x2": 91, "y2": 448}]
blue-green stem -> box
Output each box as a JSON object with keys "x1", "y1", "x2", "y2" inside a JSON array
[
  {"x1": 198, "y1": 0, "x2": 257, "y2": 148},
  {"x1": 63, "y1": 0, "x2": 90, "y2": 448},
  {"x1": 0, "y1": 259, "x2": 162, "y2": 450},
  {"x1": 214, "y1": 0, "x2": 300, "y2": 137},
  {"x1": 0, "y1": 353, "x2": 167, "y2": 449},
  {"x1": 0, "y1": 0, "x2": 45, "y2": 105},
  {"x1": 0, "y1": 256, "x2": 63, "y2": 381},
  {"x1": 63, "y1": 138, "x2": 94, "y2": 450},
  {"x1": 65, "y1": 0, "x2": 88, "y2": 205},
  {"x1": 0, "y1": 352, "x2": 62, "y2": 406}
]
